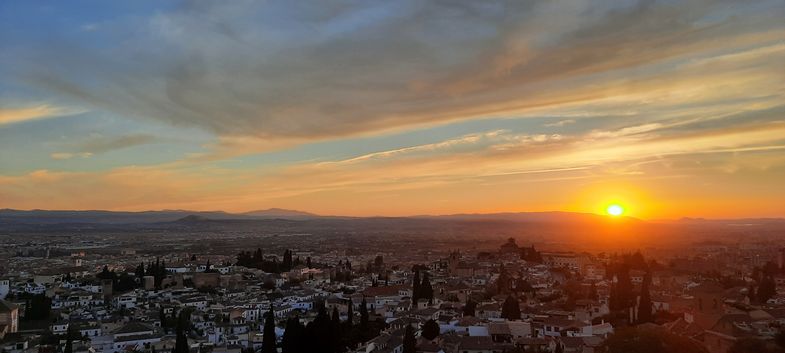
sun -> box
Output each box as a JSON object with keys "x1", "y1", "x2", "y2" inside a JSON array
[{"x1": 606, "y1": 204, "x2": 624, "y2": 216}]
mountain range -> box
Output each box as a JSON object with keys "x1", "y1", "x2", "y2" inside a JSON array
[{"x1": 1, "y1": 208, "x2": 781, "y2": 226}]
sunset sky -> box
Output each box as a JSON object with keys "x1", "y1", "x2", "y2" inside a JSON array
[{"x1": 1, "y1": 1, "x2": 784, "y2": 219}]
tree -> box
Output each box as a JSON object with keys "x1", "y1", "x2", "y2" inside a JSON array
[
  {"x1": 262, "y1": 305, "x2": 277, "y2": 353},
  {"x1": 254, "y1": 248, "x2": 264, "y2": 263},
  {"x1": 757, "y1": 276, "x2": 776, "y2": 303},
  {"x1": 402, "y1": 325, "x2": 416, "y2": 353},
  {"x1": 159, "y1": 307, "x2": 168, "y2": 333},
  {"x1": 305, "y1": 306, "x2": 333, "y2": 353},
  {"x1": 282, "y1": 249, "x2": 293, "y2": 271},
  {"x1": 115, "y1": 273, "x2": 138, "y2": 293},
  {"x1": 420, "y1": 272, "x2": 434, "y2": 303},
  {"x1": 332, "y1": 306, "x2": 340, "y2": 325},
  {"x1": 610, "y1": 263, "x2": 633, "y2": 311},
  {"x1": 135, "y1": 263, "x2": 145, "y2": 280},
  {"x1": 172, "y1": 310, "x2": 189, "y2": 353},
  {"x1": 501, "y1": 295, "x2": 521, "y2": 320},
  {"x1": 63, "y1": 325, "x2": 75, "y2": 353},
  {"x1": 637, "y1": 271, "x2": 653, "y2": 324},
  {"x1": 463, "y1": 298, "x2": 477, "y2": 317},
  {"x1": 24, "y1": 294, "x2": 51, "y2": 320},
  {"x1": 359, "y1": 297, "x2": 369, "y2": 332},
  {"x1": 346, "y1": 299, "x2": 354, "y2": 326},
  {"x1": 282, "y1": 317, "x2": 304, "y2": 353},
  {"x1": 421, "y1": 319, "x2": 440, "y2": 340},
  {"x1": 412, "y1": 270, "x2": 421, "y2": 303},
  {"x1": 497, "y1": 264, "x2": 509, "y2": 294},
  {"x1": 97, "y1": 265, "x2": 113, "y2": 280}
]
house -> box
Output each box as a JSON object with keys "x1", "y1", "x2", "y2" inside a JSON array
[
  {"x1": 488, "y1": 322, "x2": 512, "y2": 343},
  {"x1": 703, "y1": 314, "x2": 755, "y2": 353},
  {"x1": 113, "y1": 293, "x2": 137, "y2": 309},
  {"x1": 456, "y1": 336, "x2": 495, "y2": 353},
  {"x1": 516, "y1": 337, "x2": 553, "y2": 352},
  {"x1": 476, "y1": 303, "x2": 501, "y2": 319},
  {"x1": 541, "y1": 317, "x2": 582, "y2": 337},
  {"x1": 112, "y1": 322, "x2": 161, "y2": 353},
  {"x1": 51, "y1": 322, "x2": 69, "y2": 335}
]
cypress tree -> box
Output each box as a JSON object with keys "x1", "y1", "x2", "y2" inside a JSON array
[
  {"x1": 421, "y1": 319, "x2": 440, "y2": 340},
  {"x1": 402, "y1": 325, "x2": 416, "y2": 353},
  {"x1": 463, "y1": 298, "x2": 476, "y2": 317},
  {"x1": 282, "y1": 317, "x2": 304, "y2": 353},
  {"x1": 135, "y1": 263, "x2": 145, "y2": 280},
  {"x1": 160, "y1": 307, "x2": 168, "y2": 333},
  {"x1": 332, "y1": 306, "x2": 340, "y2": 323},
  {"x1": 283, "y1": 250, "x2": 293, "y2": 271},
  {"x1": 172, "y1": 311, "x2": 189, "y2": 353},
  {"x1": 412, "y1": 270, "x2": 421, "y2": 304},
  {"x1": 359, "y1": 297, "x2": 369, "y2": 331},
  {"x1": 501, "y1": 295, "x2": 521, "y2": 320},
  {"x1": 346, "y1": 299, "x2": 354, "y2": 326},
  {"x1": 331, "y1": 307, "x2": 342, "y2": 353},
  {"x1": 610, "y1": 263, "x2": 633, "y2": 311},
  {"x1": 497, "y1": 264, "x2": 509, "y2": 294},
  {"x1": 758, "y1": 275, "x2": 777, "y2": 303},
  {"x1": 262, "y1": 305, "x2": 277, "y2": 353},
  {"x1": 64, "y1": 325, "x2": 74, "y2": 353},
  {"x1": 637, "y1": 272, "x2": 653, "y2": 324},
  {"x1": 307, "y1": 306, "x2": 332, "y2": 353},
  {"x1": 420, "y1": 272, "x2": 434, "y2": 304},
  {"x1": 360, "y1": 297, "x2": 370, "y2": 340}
]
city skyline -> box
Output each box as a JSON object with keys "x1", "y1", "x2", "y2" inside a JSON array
[{"x1": 2, "y1": 1, "x2": 785, "y2": 219}]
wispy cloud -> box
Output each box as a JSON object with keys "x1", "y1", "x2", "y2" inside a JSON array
[
  {"x1": 50, "y1": 152, "x2": 93, "y2": 160},
  {"x1": 75, "y1": 134, "x2": 158, "y2": 154},
  {"x1": 0, "y1": 104, "x2": 76, "y2": 126},
  {"x1": 544, "y1": 119, "x2": 575, "y2": 127},
  {"x1": 49, "y1": 134, "x2": 160, "y2": 159}
]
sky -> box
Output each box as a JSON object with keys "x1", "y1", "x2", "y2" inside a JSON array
[{"x1": 1, "y1": 0, "x2": 784, "y2": 219}]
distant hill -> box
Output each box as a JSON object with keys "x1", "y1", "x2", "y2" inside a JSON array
[
  {"x1": 240, "y1": 208, "x2": 318, "y2": 218},
  {"x1": 2, "y1": 208, "x2": 784, "y2": 250},
  {"x1": 1, "y1": 208, "x2": 781, "y2": 228},
  {"x1": 0, "y1": 208, "x2": 316, "y2": 224}
]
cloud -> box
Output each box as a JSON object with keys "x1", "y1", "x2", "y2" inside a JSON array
[
  {"x1": 49, "y1": 134, "x2": 160, "y2": 158},
  {"x1": 544, "y1": 119, "x2": 575, "y2": 127},
  {"x1": 15, "y1": 0, "x2": 783, "y2": 153},
  {"x1": 74, "y1": 134, "x2": 158, "y2": 154},
  {"x1": 0, "y1": 104, "x2": 74, "y2": 126},
  {"x1": 50, "y1": 152, "x2": 93, "y2": 160}
]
